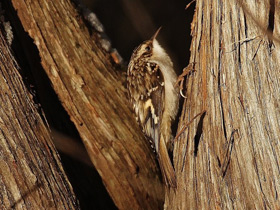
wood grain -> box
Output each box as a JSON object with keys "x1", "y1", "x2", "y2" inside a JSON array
[
  {"x1": 0, "y1": 24, "x2": 79, "y2": 209},
  {"x1": 168, "y1": 0, "x2": 280, "y2": 209}
]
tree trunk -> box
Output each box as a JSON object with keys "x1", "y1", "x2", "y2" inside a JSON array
[
  {"x1": 168, "y1": 0, "x2": 280, "y2": 209},
  {"x1": 8, "y1": 0, "x2": 164, "y2": 209},
  {"x1": 0, "y1": 19, "x2": 79, "y2": 210}
]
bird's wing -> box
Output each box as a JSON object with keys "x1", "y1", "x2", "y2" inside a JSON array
[
  {"x1": 127, "y1": 62, "x2": 176, "y2": 187},
  {"x1": 128, "y1": 62, "x2": 164, "y2": 152}
]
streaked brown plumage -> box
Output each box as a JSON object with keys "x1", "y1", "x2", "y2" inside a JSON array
[{"x1": 127, "y1": 29, "x2": 179, "y2": 188}]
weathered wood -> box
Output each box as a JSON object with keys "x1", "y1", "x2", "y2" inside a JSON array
[
  {"x1": 10, "y1": 0, "x2": 164, "y2": 209},
  {"x1": 168, "y1": 0, "x2": 280, "y2": 209},
  {"x1": 0, "y1": 21, "x2": 79, "y2": 209}
]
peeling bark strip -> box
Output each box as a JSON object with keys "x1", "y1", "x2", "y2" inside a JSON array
[
  {"x1": 168, "y1": 0, "x2": 280, "y2": 209},
  {"x1": 0, "y1": 25, "x2": 78, "y2": 209},
  {"x1": 10, "y1": 0, "x2": 164, "y2": 209}
]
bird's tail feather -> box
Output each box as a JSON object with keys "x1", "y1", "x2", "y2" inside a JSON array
[{"x1": 158, "y1": 136, "x2": 176, "y2": 188}]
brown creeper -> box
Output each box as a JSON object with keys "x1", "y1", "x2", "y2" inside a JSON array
[{"x1": 127, "y1": 28, "x2": 179, "y2": 188}]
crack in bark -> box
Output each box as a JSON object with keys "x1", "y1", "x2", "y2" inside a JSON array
[
  {"x1": 217, "y1": 3, "x2": 228, "y2": 143},
  {"x1": 268, "y1": 0, "x2": 275, "y2": 48},
  {"x1": 268, "y1": 0, "x2": 275, "y2": 32},
  {"x1": 194, "y1": 112, "x2": 206, "y2": 156},
  {"x1": 218, "y1": 51, "x2": 228, "y2": 143},
  {"x1": 221, "y1": 129, "x2": 238, "y2": 177}
]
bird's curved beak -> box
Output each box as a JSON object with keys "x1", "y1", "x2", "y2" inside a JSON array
[{"x1": 151, "y1": 27, "x2": 162, "y2": 41}]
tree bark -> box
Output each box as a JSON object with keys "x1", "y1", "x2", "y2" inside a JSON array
[
  {"x1": 9, "y1": 0, "x2": 164, "y2": 209},
  {"x1": 0, "y1": 20, "x2": 79, "y2": 209},
  {"x1": 168, "y1": 0, "x2": 280, "y2": 209}
]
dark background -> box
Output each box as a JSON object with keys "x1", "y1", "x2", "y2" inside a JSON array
[{"x1": 82, "y1": 0, "x2": 195, "y2": 74}]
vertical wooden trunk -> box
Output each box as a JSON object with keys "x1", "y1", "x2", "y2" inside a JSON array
[
  {"x1": 0, "y1": 22, "x2": 79, "y2": 209},
  {"x1": 168, "y1": 0, "x2": 280, "y2": 209}
]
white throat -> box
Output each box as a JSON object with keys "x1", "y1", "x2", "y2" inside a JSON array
[{"x1": 151, "y1": 39, "x2": 178, "y2": 120}]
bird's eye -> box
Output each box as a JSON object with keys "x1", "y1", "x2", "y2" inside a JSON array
[{"x1": 145, "y1": 46, "x2": 151, "y2": 51}]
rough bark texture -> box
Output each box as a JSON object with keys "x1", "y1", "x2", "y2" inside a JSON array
[
  {"x1": 2, "y1": 2, "x2": 115, "y2": 208},
  {"x1": 0, "y1": 22, "x2": 79, "y2": 209},
  {"x1": 10, "y1": 0, "x2": 164, "y2": 209},
  {"x1": 168, "y1": 0, "x2": 280, "y2": 209}
]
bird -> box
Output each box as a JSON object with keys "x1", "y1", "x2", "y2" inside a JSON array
[{"x1": 127, "y1": 28, "x2": 179, "y2": 188}]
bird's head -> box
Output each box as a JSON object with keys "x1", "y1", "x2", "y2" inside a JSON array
[{"x1": 128, "y1": 27, "x2": 173, "y2": 73}]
